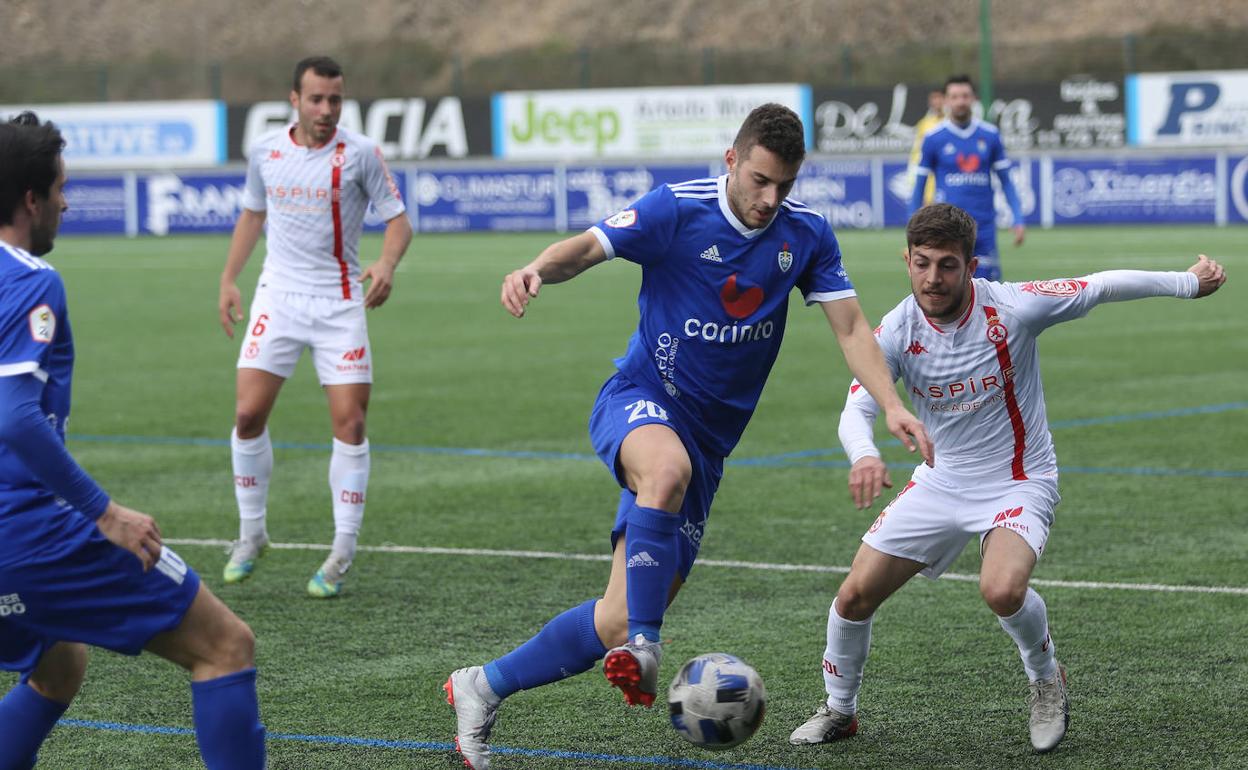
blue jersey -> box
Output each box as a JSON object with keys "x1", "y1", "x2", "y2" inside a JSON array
[
  {"x1": 0, "y1": 241, "x2": 74, "y2": 516},
  {"x1": 589, "y1": 175, "x2": 856, "y2": 457},
  {"x1": 915, "y1": 119, "x2": 1012, "y2": 228}
]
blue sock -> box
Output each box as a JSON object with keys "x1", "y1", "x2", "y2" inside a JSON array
[
  {"x1": 190, "y1": 668, "x2": 266, "y2": 770},
  {"x1": 484, "y1": 598, "x2": 607, "y2": 700},
  {"x1": 0, "y1": 683, "x2": 67, "y2": 770},
  {"x1": 623, "y1": 504, "x2": 683, "y2": 642}
]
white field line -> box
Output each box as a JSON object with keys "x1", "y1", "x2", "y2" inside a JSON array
[{"x1": 166, "y1": 538, "x2": 1248, "y2": 596}]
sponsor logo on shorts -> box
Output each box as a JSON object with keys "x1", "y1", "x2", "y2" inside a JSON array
[
  {"x1": 155, "y1": 548, "x2": 189, "y2": 586},
  {"x1": 627, "y1": 551, "x2": 659, "y2": 568},
  {"x1": 342, "y1": 347, "x2": 367, "y2": 361},
  {"x1": 0, "y1": 593, "x2": 26, "y2": 616},
  {"x1": 680, "y1": 520, "x2": 703, "y2": 548},
  {"x1": 991, "y1": 505, "x2": 1030, "y2": 534},
  {"x1": 337, "y1": 346, "x2": 370, "y2": 373}
]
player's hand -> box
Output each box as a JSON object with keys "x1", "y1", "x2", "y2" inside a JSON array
[
  {"x1": 362, "y1": 260, "x2": 397, "y2": 309},
  {"x1": 219, "y1": 281, "x2": 243, "y2": 338},
  {"x1": 1012, "y1": 224, "x2": 1025, "y2": 247},
  {"x1": 1189, "y1": 254, "x2": 1226, "y2": 298},
  {"x1": 848, "y1": 456, "x2": 892, "y2": 510},
  {"x1": 884, "y1": 408, "x2": 934, "y2": 467},
  {"x1": 96, "y1": 501, "x2": 163, "y2": 571},
  {"x1": 501, "y1": 266, "x2": 543, "y2": 318}
]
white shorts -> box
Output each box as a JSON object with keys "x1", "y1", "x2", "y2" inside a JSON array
[
  {"x1": 861, "y1": 464, "x2": 1060, "y2": 579},
  {"x1": 237, "y1": 284, "x2": 372, "y2": 385}
]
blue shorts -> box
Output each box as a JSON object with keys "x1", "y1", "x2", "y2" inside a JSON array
[
  {"x1": 0, "y1": 501, "x2": 201, "y2": 678},
  {"x1": 974, "y1": 231, "x2": 1002, "y2": 281},
  {"x1": 589, "y1": 372, "x2": 724, "y2": 580}
]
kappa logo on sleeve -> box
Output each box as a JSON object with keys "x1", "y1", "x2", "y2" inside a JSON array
[
  {"x1": 1020, "y1": 279, "x2": 1088, "y2": 297},
  {"x1": 605, "y1": 209, "x2": 637, "y2": 228},
  {"x1": 29, "y1": 304, "x2": 55, "y2": 343}
]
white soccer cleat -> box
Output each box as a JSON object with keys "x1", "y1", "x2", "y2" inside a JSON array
[
  {"x1": 788, "y1": 702, "x2": 859, "y2": 745},
  {"x1": 306, "y1": 555, "x2": 351, "y2": 598},
  {"x1": 444, "y1": 666, "x2": 499, "y2": 770},
  {"x1": 1028, "y1": 661, "x2": 1069, "y2": 753},
  {"x1": 602, "y1": 634, "x2": 662, "y2": 707},
  {"x1": 222, "y1": 536, "x2": 269, "y2": 584}
]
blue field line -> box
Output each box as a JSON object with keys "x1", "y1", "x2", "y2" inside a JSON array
[{"x1": 57, "y1": 718, "x2": 816, "y2": 770}]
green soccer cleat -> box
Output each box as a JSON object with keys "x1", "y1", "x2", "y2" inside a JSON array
[
  {"x1": 222, "y1": 537, "x2": 269, "y2": 584},
  {"x1": 306, "y1": 555, "x2": 351, "y2": 598}
]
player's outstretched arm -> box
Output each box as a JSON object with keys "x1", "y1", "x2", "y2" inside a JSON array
[
  {"x1": 838, "y1": 387, "x2": 895, "y2": 510},
  {"x1": 362, "y1": 213, "x2": 414, "y2": 309},
  {"x1": 501, "y1": 230, "x2": 608, "y2": 318},
  {"x1": 219, "y1": 208, "x2": 267, "y2": 338},
  {"x1": 1189, "y1": 254, "x2": 1228, "y2": 297},
  {"x1": 821, "y1": 298, "x2": 934, "y2": 466}
]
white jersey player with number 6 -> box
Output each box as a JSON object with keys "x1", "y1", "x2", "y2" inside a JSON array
[
  {"x1": 217, "y1": 56, "x2": 412, "y2": 598},
  {"x1": 789, "y1": 203, "x2": 1227, "y2": 754}
]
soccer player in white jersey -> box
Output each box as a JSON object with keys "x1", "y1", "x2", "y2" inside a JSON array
[
  {"x1": 217, "y1": 56, "x2": 412, "y2": 598},
  {"x1": 789, "y1": 203, "x2": 1227, "y2": 753}
]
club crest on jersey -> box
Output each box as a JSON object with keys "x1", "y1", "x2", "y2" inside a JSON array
[
  {"x1": 977, "y1": 139, "x2": 987, "y2": 153},
  {"x1": 605, "y1": 209, "x2": 637, "y2": 228},
  {"x1": 28, "y1": 304, "x2": 55, "y2": 343},
  {"x1": 1021, "y1": 279, "x2": 1088, "y2": 297},
  {"x1": 985, "y1": 313, "x2": 1008, "y2": 344},
  {"x1": 777, "y1": 242, "x2": 793, "y2": 272},
  {"x1": 943, "y1": 142, "x2": 956, "y2": 155}
]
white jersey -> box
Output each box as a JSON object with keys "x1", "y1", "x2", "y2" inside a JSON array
[
  {"x1": 841, "y1": 272, "x2": 1199, "y2": 483},
  {"x1": 242, "y1": 125, "x2": 405, "y2": 300}
]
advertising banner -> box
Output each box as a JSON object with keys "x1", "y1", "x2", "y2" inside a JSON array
[
  {"x1": 565, "y1": 164, "x2": 709, "y2": 230},
  {"x1": 791, "y1": 160, "x2": 876, "y2": 230},
  {"x1": 229, "y1": 97, "x2": 492, "y2": 160},
  {"x1": 61, "y1": 177, "x2": 129, "y2": 235},
  {"x1": 1050, "y1": 157, "x2": 1217, "y2": 224},
  {"x1": 812, "y1": 79, "x2": 1124, "y2": 155},
  {"x1": 411, "y1": 169, "x2": 557, "y2": 232},
  {"x1": 137, "y1": 171, "x2": 405, "y2": 235},
  {"x1": 493, "y1": 84, "x2": 812, "y2": 160},
  {"x1": 0, "y1": 101, "x2": 224, "y2": 169},
  {"x1": 1226, "y1": 154, "x2": 1248, "y2": 224},
  {"x1": 1128, "y1": 70, "x2": 1248, "y2": 147}
]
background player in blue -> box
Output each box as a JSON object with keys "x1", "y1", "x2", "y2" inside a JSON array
[
  {"x1": 0, "y1": 114, "x2": 265, "y2": 770},
  {"x1": 909, "y1": 74, "x2": 1024, "y2": 281},
  {"x1": 444, "y1": 104, "x2": 933, "y2": 769}
]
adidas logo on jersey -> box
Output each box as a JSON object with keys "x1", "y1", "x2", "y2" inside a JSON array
[
  {"x1": 627, "y1": 551, "x2": 660, "y2": 568},
  {"x1": 699, "y1": 245, "x2": 722, "y2": 262}
]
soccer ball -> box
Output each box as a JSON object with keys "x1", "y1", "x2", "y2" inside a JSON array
[{"x1": 667, "y1": 653, "x2": 766, "y2": 750}]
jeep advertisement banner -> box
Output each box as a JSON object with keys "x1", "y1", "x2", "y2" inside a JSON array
[
  {"x1": 491, "y1": 84, "x2": 812, "y2": 160},
  {"x1": 227, "y1": 96, "x2": 492, "y2": 160},
  {"x1": 812, "y1": 78, "x2": 1125, "y2": 154}
]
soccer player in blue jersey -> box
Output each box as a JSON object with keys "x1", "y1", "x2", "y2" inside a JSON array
[
  {"x1": 444, "y1": 103, "x2": 933, "y2": 769},
  {"x1": 909, "y1": 75, "x2": 1025, "y2": 281},
  {"x1": 0, "y1": 113, "x2": 265, "y2": 770}
]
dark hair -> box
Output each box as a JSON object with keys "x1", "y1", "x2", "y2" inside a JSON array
[
  {"x1": 293, "y1": 56, "x2": 344, "y2": 92},
  {"x1": 944, "y1": 74, "x2": 976, "y2": 95},
  {"x1": 733, "y1": 103, "x2": 805, "y2": 165},
  {"x1": 906, "y1": 203, "x2": 977, "y2": 262},
  {"x1": 0, "y1": 112, "x2": 66, "y2": 227}
]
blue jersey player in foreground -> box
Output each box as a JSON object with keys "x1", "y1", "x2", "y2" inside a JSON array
[
  {"x1": 0, "y1": 114, "x2": 266, "y2": 769},
  {"x1": 444, "y1": 104, "x2": 933, "y2": 769},
  {"x1": 909, "y1": 75, "x2": 1024, "y2": 281}
]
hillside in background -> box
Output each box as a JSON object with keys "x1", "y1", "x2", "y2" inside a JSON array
[{"x1": 4, "y1": 0, "x2": 1246, "y2": 101}]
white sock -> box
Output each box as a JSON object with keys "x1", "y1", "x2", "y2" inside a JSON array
[
  {"x1": 823, "y1": 598, "x2": 873, "y2": 715},
  {"x1": 998, "y1": 587, "x2": 1057, "y2": 682},
  {"x1": 231, "y1": 428, "x2": 272, "y2": 542},
  {"x1": 329, "y1": 437, "x2": 369, "y2": 564}
]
